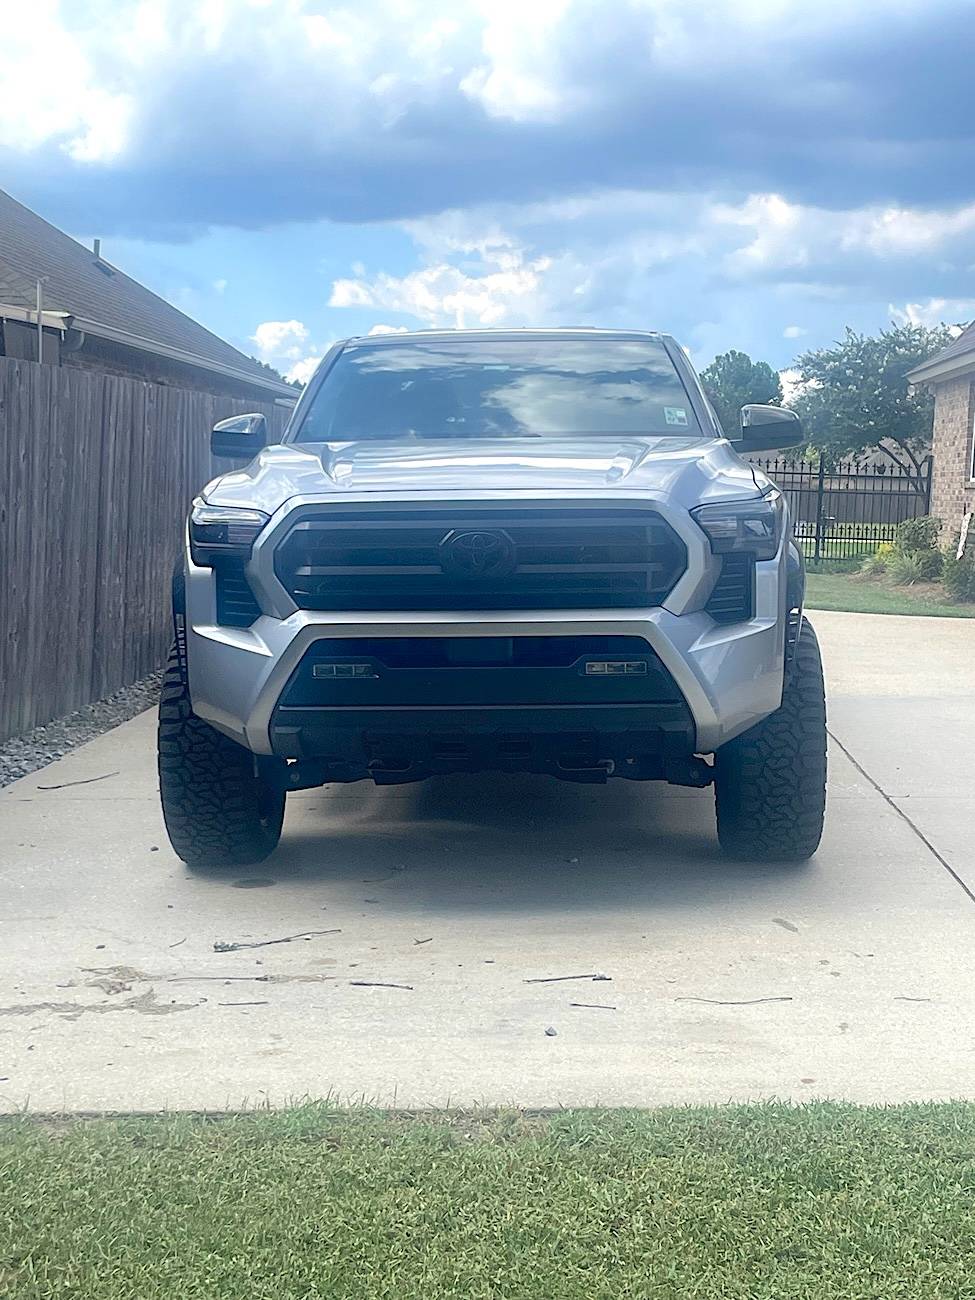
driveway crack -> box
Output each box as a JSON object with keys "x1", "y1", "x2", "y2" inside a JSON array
[{"x1": 827, "y1": 726, "x2": 975, "y2": 905}]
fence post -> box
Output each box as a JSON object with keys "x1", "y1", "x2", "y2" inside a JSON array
[
  {"x1": 813, "y1": 456, "x2": 826, "y2": 564},
  {"x1": 923, "y1": 456, "x2": 933, "y2": 515}
]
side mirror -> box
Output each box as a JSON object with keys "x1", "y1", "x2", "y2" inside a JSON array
[
  {"x1": 734, "y1": 404, "x2": 803, "y2": 453},
  {"x1": 211, "y1": 412, "x2": 268, "y2": 459}
]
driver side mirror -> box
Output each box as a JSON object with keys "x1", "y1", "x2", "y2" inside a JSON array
[
  {"x1": 734, "y1": 404, "x2": 803, "y2": 453},
  {"x1": 211, "y1": 412, "x2": 268, "y2": 459}
]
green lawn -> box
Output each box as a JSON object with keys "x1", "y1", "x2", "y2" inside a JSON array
[
  {"x1": 806, "y1": 571, "x2": 975, "y2": 618},
  {"x1": 4, "y1": 1104, "x2": 975, "y2": 1298}
]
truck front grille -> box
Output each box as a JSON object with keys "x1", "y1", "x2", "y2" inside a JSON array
[{"x1": 273, "y1": 507, "x2": 687, "y2": 611}]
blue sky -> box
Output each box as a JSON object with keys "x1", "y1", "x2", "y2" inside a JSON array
[{"x1": 3, "y1": 0, "x2": 975, "y2": 383}]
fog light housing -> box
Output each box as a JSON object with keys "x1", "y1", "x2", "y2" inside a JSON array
[
  {"x1": 584, "y1": 661, "x2": 648, "y2": 676},
  {"x1": 312, "y1": 663, "x2": 378, "y2": 679}
]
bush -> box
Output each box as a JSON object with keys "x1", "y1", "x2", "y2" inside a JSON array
[
  {"x1": 943, "y1": 535, "x2": 975, "y2": 602},
  {"x1": 894, "y1": 515, "x2": 942, "y2": 556},
  {"x1": 860, "y1": 542, "x2": 894, "y2": 576},
  {"x1": 887, "y1": 551, "x2": 936, "y2": 585}
]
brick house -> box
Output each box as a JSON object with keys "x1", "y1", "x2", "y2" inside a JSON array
[
  {"x1": 0, "y1": 187, "x2": 296, "y2": 404},
  {"x1": 907, "y1": 323, "x2": 975, "y2": 537}
]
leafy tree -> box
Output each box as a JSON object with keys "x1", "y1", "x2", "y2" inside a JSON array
[
  {"x1": 791, "y1": 322, "x2": 956, "y2": 488},
  {"x1": 248, "y1": 355, "x2": 294, "y2": 386},
  {"x1": 700, "y1": 349, "x2": 783, "y2": 435}
]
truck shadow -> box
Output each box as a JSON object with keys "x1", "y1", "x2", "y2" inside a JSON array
[{"x1": 241, "y1": 772, "x2": 813, "y2": 914}]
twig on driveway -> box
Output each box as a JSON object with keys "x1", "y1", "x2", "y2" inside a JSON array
[
  {"x1": 213, "y1": 929, "x2": 341, "y2": 953},
  {"x1": 413, "y1": 937, "x2": 433, "y2": 946},
  {"x1": 676, "y1": 996, "x2": 793, "y2": 1006},
  {"x1": 218, "y1": 1000, "x2": 270, "y2": 1007},
  {"x1": 524, "y1": 973, "x2": 611, "y2": 984},
  {"x1": 350, "y1": 980, "x2": 413, "y2": 990},
  {"x1": 37, "y1": 771, "x2": 119, "y2": 791},
  {"x1": 570, "y1": 1002, "x2": 617, "y2": 1011},
  {"x1": 168, "y1": 937, "x2": 187, "y2": 949}
]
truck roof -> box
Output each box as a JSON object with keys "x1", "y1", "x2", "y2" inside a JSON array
[{"x1": 342, "y1": 327, "x2": 670, "y2": 347}]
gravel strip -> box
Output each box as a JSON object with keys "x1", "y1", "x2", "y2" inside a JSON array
[{"x1": 0, "y1": 672, "x2": 162, "y2": 788}]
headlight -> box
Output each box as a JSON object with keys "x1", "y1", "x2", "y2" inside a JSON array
[
  {"x1": 189, "y1": 499, "x2": 269, "y2": 567},
  {"x1": 690, "y1": 489, "x2": 784, "y2": 562}
]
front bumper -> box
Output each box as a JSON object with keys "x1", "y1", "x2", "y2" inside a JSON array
[{"x1": 185, "y1": 581, "x2": 786, "y2": 758}]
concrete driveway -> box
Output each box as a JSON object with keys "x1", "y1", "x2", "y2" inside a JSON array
[{"x1": 2, "y1": 610, "x2": 973, "y2": 1113}]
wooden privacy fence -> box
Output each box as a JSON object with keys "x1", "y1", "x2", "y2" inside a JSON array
[{"x1": 0, "y1": 355, "x2": 290, "y2": 743}]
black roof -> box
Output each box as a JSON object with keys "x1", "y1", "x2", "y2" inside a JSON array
[{"x1": 0, "y1": 188, "x2": 295, "y2": 395}]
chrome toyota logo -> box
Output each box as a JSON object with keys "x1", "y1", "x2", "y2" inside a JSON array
[{"x1": 439, "y1": 529, "x2": 517, "y2": 579}]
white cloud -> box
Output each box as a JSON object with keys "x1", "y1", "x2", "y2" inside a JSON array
[
  {"x1": 330, "y1": 244, "x2": 554, "y2": 328},
  {"x1": 250, "y1": 319, "x2": 310, "y2": 362},
  {"x1": 213, "y1": 278, "x2": 228, "y2": 294},
  {"x1": 459, "y1": 0, "x2": 576, "y2": 123},
  {"x1": 0, "y1": 3, "x2": 132, "y2": 160},
  {"x1": 778, "y1": 368, "x2": 806, "y2": 404},
  {"x1": 889, "y1": 299, "x2": 975, "y2": 329},
  {"x1": 286, "y1": 353, "x2": 324, "y2": 385},
  {"x1": 783, "y1": 324, "x2": 806, "y2": 338},
  {"x1": 367, "y1": 323, "x2": 411, "y2": 335}
]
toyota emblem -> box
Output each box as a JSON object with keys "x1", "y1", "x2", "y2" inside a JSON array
[{"x1": 439, "y1": 529, "x2": 517, "y2": 579}]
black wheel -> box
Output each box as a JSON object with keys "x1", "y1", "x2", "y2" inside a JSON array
[
  {"x1": 158, "y1": 641, "x2": 285, "y2": 869},
  {"x1": 713, "y1": 616, "x2": 827, "y2": 862}
]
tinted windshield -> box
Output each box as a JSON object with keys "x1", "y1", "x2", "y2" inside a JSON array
[{"x1": 295, "y1": 337, "x2": 702, "y2": 440}]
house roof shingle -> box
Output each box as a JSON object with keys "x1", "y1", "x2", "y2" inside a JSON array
[
  {"x1": 0, "y1": 188, "x2": 295, "y2": 396},
  {"x1": 907, "y1": 321, "x2": 975, "y2": 384}
]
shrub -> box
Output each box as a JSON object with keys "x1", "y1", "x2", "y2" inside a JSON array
[
  {"x1": 942, "y1": 535, "x2": 975, "y2": 602},
  {"x1": 894, "y1": 515, "x2": 941, "y2": 556},
  {"x1": 887, "y1": 551, "x2": 934, "y2": 585},
  {"x1": 860, "y1": 542, "x2": 894, "y2": 576}
]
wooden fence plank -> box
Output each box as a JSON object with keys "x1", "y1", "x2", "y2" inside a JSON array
[{"x1": 0, "y1": 354, "x2": 292, "y2": 742}]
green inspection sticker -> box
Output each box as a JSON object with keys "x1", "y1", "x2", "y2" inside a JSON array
[{"x1": 664, "y1": 406, "x2": 689, "y2": 426}]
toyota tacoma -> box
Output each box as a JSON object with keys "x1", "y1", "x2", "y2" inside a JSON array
[{"x1": 159, "y1": 329, "x2": 826, "y2": 867}]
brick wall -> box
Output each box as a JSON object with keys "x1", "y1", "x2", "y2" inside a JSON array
[{"x1": 930, "y1": 373, "x2": 975, "y2": 536}]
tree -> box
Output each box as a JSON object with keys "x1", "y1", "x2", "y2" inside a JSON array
[
  {"x1": 700, "y1": 349, "x2": 783, "y2": 435},
  {"x1": 248, "y1": 356, "x2": 293, "y2": 385},
  {"x1": 791, "y1": 322, "x2": 955, "y2": 488}
]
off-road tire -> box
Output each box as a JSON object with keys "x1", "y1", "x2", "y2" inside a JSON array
[
  {"x1": 713, "y1": 616, "x2": 826, "y2": 862},
  {"x1": 158, "y1": 642, "x2": 285, "y2": 868}
]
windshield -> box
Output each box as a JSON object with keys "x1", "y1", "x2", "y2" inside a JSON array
[{"x1": 294, "y1": 337, "x2": 703, "y2": 441}]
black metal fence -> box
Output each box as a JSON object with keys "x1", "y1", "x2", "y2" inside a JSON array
[{"x1": 752, "y1": 456, "x2": 933, "y2": 563}]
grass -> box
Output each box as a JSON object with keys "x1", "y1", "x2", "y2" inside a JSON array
[
  {"x1": 4, "y1": 1103, "x2": 975, "y2": 1298},
  {"x1": 806, "y1": 570, "x2": 975, "y2": 618}
]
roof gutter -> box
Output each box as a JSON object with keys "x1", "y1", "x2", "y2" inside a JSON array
[
  {"x1": 0, "y1": 302, "x2": 298, "y2": 398},
  {"x1": 907, "y1": 351, "x2": 975, "y2": 386},
  {"x1": 71, "y1": 315, "x2": 298, "y2": 397}
]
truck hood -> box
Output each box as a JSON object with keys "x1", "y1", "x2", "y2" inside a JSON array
[{"x1": 204, "y1": 436, "x2": 763, "y2": 513}]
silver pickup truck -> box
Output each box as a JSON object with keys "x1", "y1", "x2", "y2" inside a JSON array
[{"x1": 159, "y1": 328, "x2": 826, "y2": 868}]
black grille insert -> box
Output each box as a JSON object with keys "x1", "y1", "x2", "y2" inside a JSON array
[
  {"x1": 215, "y1": 561, "x2": 261, "y2": 627},
  {"x1": 274, "y1": 507, "x2": 687, "y2": 611},
  {"x1": 705, "y1": 553, "x2": 753, "y2": 624}
]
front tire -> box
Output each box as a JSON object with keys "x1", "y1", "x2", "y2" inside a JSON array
[
  {"x1": 713, "y1": 616, "x2": 827, "y2": 862},
  {"x1": 158, "y1": 642, "x2": 285, "y2": 869}
]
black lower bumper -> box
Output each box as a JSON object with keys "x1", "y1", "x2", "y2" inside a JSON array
[{"x1": 269, "y1": 635, "x2": 698, "y2": 785}]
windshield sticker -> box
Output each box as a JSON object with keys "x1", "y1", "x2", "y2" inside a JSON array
[{"x1": 664, "y1": 406, "x2": 689, "y2": 427}]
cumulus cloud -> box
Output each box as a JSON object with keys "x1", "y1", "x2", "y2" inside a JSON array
[
  {"x1": 327, "y1": 189, "x2": 975, "y2": 351},
  {"x1": 286, "y1": 353, "x2": 325, "y2": 386},
  {"x1": 4, "y1": 0, "x2": 975, "y2": 236},
  {"x1": 250, "y1": 319, "x2": 310, "y2": 362}
]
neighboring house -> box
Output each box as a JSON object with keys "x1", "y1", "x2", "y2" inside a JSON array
[
  {"x1": 0, "y1": 188, "x2": 295, "y2": 403},
  {"x1": 907, "y1": 323, "x2": 975, "y2": 536}
]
